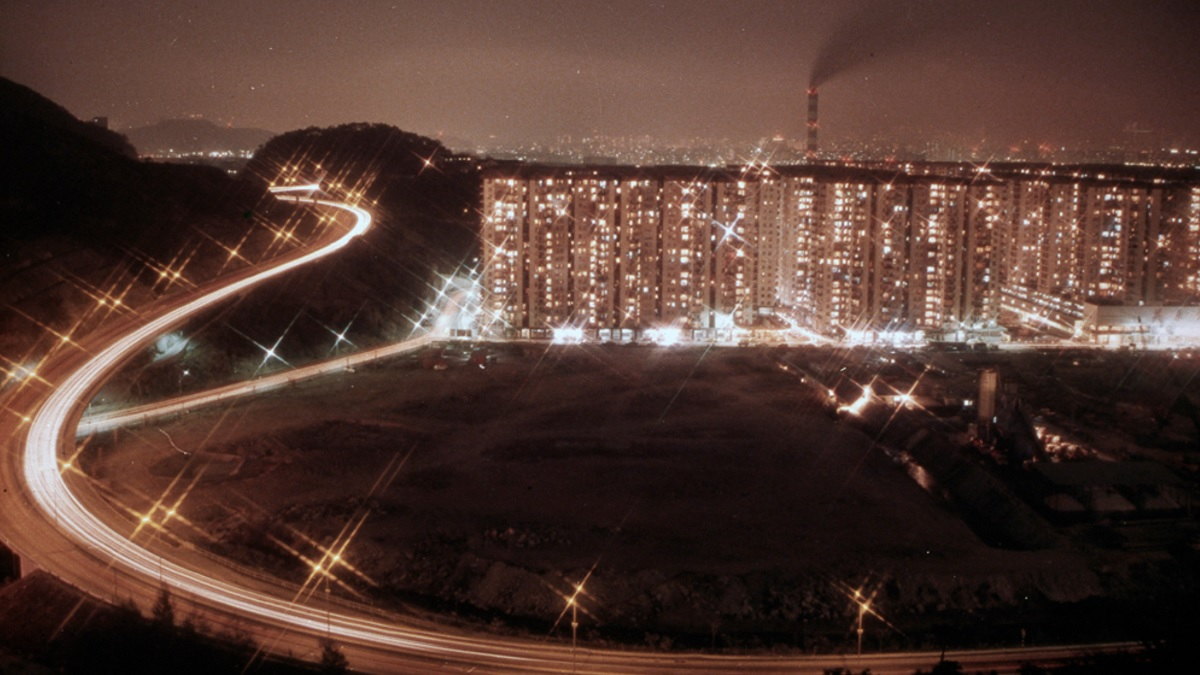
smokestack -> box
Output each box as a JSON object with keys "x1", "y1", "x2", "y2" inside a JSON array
[{"x1": 806, "y1": 87, "x2": 819, "y2": 160}]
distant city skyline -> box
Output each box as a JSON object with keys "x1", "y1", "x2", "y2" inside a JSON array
[{"x1": 3, "y1": 1, "x2": 1199, "y2": 154}]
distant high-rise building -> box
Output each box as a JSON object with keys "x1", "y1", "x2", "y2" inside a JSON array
[{"x1": 480, "y1": 163, "x2": 1200, "y2": 341}]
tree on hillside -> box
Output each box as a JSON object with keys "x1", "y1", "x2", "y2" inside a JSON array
[
  {"x1": 318, "y1": 637, "x2": 349, "y2": 675},
  {"x1": 152, "y1": 585, "x2": 175, "y2": 629}
]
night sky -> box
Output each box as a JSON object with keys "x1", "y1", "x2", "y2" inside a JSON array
[{"x1": 3, "y1": 0, "x2": 1198, "y2": 150}]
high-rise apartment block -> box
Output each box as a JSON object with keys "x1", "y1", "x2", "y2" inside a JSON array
[{"x1": 480, "y1": 163, "x2": 1200, "y2": 341}]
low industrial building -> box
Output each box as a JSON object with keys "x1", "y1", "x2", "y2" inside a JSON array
[
  {"x1": 1034, "y1": 460, "x2": 1189, "y2": 519},
  {"x1": 1081, "y1": 303, "x2": 1200, "y2": 347}
]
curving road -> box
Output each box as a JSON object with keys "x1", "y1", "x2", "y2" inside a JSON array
[{"x1": 0, "y1": 192, "x2": 1139, "y2": 673}]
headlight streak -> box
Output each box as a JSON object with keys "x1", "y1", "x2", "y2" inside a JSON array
[
  {"x1": 75, "y1": 330, "x2": 438, "y2": 437},
  {"x1": 17, "y1": 196, "x2": 545, "y2": 664}
]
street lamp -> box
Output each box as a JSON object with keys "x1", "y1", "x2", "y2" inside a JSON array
[
  {"x1": 568, "y1": 583, "x2": 581, "y2": 673},
  {"x1": 837, "y1": 580, "x2": 899, "y2": 661},
  {"x1": 556, "y1": 578, "x2": 590, "y2": 674},
  {"x1": 854, "y1": 589, "x2": 869, "y2": 657},
  {"x1": 554, "y1": 566, "x2": 597, "y2": 672}
]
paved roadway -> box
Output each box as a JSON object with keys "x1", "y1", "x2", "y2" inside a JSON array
[
  {"x1": 77, "y1": 332, "x2": 436, "y2": 436},
  {"x1": 0, "y1": 193, "x2": 1139, "y2": 673}
]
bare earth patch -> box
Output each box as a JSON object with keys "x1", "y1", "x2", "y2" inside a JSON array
[{"x1": 85, "y1": 344, "x2": 1192, "y2": 651}]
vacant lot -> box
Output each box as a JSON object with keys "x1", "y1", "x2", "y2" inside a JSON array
[{"x1": 86, "y1": 344, "x2": 1193, "y2": 651}]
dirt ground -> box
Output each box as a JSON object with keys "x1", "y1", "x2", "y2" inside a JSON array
[{"x1": 84, "y1": 343, "x2": 1198, "y2": 651}]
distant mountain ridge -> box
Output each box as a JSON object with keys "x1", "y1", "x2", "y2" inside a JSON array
[{"x1": 125, "y1": 118, "x2": 274, "y2": 155}]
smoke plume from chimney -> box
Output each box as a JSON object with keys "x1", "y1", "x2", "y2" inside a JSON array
[
  {"x1": 809, "y1": 0, "x2": 956, "y2": 88},
  {"x1": 806, "y1": 87, "x2": 819, "y2": 158}
]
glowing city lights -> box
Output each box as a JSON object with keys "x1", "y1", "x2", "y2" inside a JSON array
[
  {"x1": 838, "y1": 383, "x2": 874, "y2": 417},
  {"x1": 481, "y1": 169, "x2": 1200, "y2": 347},
  {"x1": 552, "y1": 326, "x2": 585, "y2": 344}
]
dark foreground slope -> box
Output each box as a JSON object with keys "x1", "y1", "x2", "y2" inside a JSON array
[{"x1": 0, "y1": 572, "x2": 323, "y2": 674}]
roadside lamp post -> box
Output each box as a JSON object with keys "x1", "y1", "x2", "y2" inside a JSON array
[
  {"x1": 321, "y1": 566, "x2": 331, "y2": 639},
  {"x1": 562, "y1": 580, "x2": 584, "y2": 674},
  {"x1": 855, "y1": 589, "x2": 868, "y2": 657},
  {"x1": 569, "y1": 587, "x2": 580, "y2": 672}
]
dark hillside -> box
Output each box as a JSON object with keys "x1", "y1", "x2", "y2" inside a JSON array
[
  {"x1": 0, "y1": 77, "x2": 265, "y2": 255},
  {"x1": 191, "y1": 124, "x2": 483, "y2": 361},
  {"x1": 0, "y1": 78, "x2": 283, "y2": 366},
  {"x1": 245, "y1": 122, "x2": 479, "y2": 264},
  {"x1": 0, "y1": 79, "x2": 482, "y2": 408}
]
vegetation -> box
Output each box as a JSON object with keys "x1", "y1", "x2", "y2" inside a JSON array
[
  {"x1": 1, "y1": 78, "x2": 482, "y2": 400},
  {"x1": 114, "y1": 122, "x2": 484, "y2": 395},
  {"x1": 0, "y1": 573, "x2": 321, "y2": 674}
]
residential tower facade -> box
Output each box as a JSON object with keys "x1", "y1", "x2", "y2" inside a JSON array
[{"x1": 480, "y1": 163, "x2": 1200, "y2": 342}]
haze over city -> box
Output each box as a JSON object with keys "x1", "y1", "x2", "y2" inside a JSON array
[
  {"x1": 4, "y1": 2, "x2": 1200, "y2": 673},
  {"x1": 3, "y1": 0, "x2": 1199, "y2": 152}
]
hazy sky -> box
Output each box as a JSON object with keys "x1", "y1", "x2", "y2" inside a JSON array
[{"x1": 2, "y1": 0, "x2": 1198, "y2": 150}]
